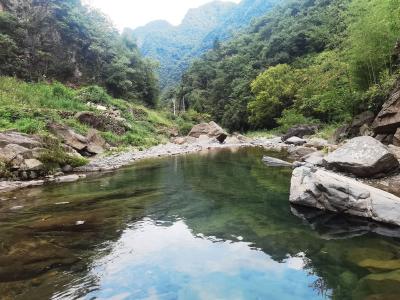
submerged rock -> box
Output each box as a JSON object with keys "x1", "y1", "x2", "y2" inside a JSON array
[
  {"x1": 262, "y1": 156, "x2": 292, "y2": 167},
  {"x1": 290, "y1": 166, "x2": 400, "y2": 226},
  {"x1": 324, "y1": 136, "x2": 399, "y2": 178}
]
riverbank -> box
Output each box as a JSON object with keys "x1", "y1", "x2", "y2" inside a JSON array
[{"x1": 0, "y1": 137, "x2": 276, "y2": 194}]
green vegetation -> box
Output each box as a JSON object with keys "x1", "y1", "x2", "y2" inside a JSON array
[
  {"x1": 0, "y1": 77, "x2": 186, "y2": 149},
  {"x1": 176, "y1": 0, "x2": 400, "y2": 132},
  {"x1": 0, "y1": 0, "x2": 158, "y2": 107}
]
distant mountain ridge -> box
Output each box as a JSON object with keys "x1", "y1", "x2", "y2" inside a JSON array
[{"x1": 133, "y1": 0, "x2": 279, "y2": 90}]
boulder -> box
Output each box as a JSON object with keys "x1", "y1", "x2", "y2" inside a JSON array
[
  {"x1": 188, "y1": 121, "x2": 228, "y2": 143},
  {"x1": 0, "y1": 132, "x2": 41, "y2": 149},
  {"x1": 75, "y1": 111, "x2": 127, "y2": 135},
  {"x1": 48, "y1": 123, "x2": 87, "y2": 151},
  {"x1": 224, "y1": 136, "x2": 241, "y2": 144},
  {"x1": 287, "y1": 146, "x2": 316, "y2": 159},
  {"x1": 285, "y1": 136, "x2": 307, "y2": 146},
  {"x1": 324, "y1": 136, "x2": 399, "y2": 177},
  {"x1": 290, "y1": 166, "x2": 400, "y2": 226},
  {"x1": 388, "y1": 144, "x2": 400, "y2": 160},
  {"x1": 305, "y1": 138, "x2": 328, "y2": 150},
  {"x1": 172, "y1": 137, "x2": 186, "y2": 145},
  {"x1": 262, "y1": 156, "x2": 292, "y2": 167},
  {"x1": 372, "y1": 79, "x2": 400, "y2": 134},
  {"x1": 86, "y1": 129, "x2": 105, "y2": 155},
  {"x1": 0, "y1": 144, "x2": 32, "y2": 163},
  {"x1": 350, "y1": 111, "x2": 375, "y2": 135},
  {"x1": 21, "y1": 159, "x2": 43, "y2": 171},
  {"x1": 393, "y1": 128, "x2": 400, "y2": 147},
  {"x1": 301, "y1": 151, "x2": 325, "y2": 166},
  {"x1": 282, "y1": 125, "x2": 318, "y2": 141}
]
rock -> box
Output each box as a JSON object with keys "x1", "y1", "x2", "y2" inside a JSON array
[
  {"x1": 290, "y1": 166, "x2": 400, "y2": 226},
  {"x1": 75, "y1": 111, "x2": 127, "y2": 135},
  {"x1": 287, "y1": 146, "x2": 316, "y2": 158},
  {"x1": 48, "y1": 123, "x2": 88, "y2": 151},
  {"x1": 372, "y1": 78, "x2": 400, "y2": 134},
  {"x1": 360, "y1": 124, "x2": 373, "y2": 136},
  {"x1": 0, "y1": 144, "x2": 32, "y2": 163},
  {"x1": 282, "y1": 125, "x2": 318, "y2": 141},
  {"x1": 21, "y1": 159, "x2": 43, "y2": 171},
  {"x1": 331, "y1": 125, "x2": 350, "y2": 144},
  {"x1": 305, "y1": 138, "x2": 328, "y2": 150},
  {"x1": 95, "y1": 105, "x2": 107, "y2": 111},
  {"x1": 62, "y1": 165, "x2": 73, "y2": 173},
  {"x1": 225, "y1": 136, "x2": 241, "y2": 144},
  {"x1": 262, "y1": 156, "x2": 292, "y2": 167},
  {"x1": 235, "y1": 134, "x2": 251, "y2": 143},
  {"x1": 86, "y1": 129, "x2": 105, "y2": 155},
  {"x1": 388, "y1": 145, "x2": 400, "y2": 160},
  {"x1": 55, "y1": 174, "x2": 85, "y2": 183},
  {"x1": 374, "y1": 133, "x2": 393, "y2": 144},
  {"x1": 188, "y1": 121, "x2": 228, "y2": 143},
  {"x1": 350, "y1": 111, "x2": 375, "y2": 135},
  {"x1": 285, "y1": 136, "x2": 307, "y2": 146},
  {"x1": 393, "y1": 128, "x2": 400, "y2": 147},
  {"x1": 324, "y1": 136, "x2": 399, "y2": 177},
  {"x1": 0, "y1": 132, "x2": 41, "y2": 149},
  {"x1": 301, "y1": 151, "x2": 325, "y2": 166},
  {"x1": 172, "y1": 137, "x2": 186, "y2": 145}
]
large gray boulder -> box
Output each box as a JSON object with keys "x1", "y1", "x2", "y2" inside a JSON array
[
  {"x1": 48, "y1": 123, "x2": 87, "y2": 151},
  {"x1": 0, "y1": 132, "x2": 41, "y2": 149},
  {"x1": 290, "y1": 166, "x2": 400, "y2": 226},
  {"x1": 282, "y1": 125, "x2": 318, "y2": 141},
  {"x1": 188, "y1": 121, "x2": 228, "y2": 143},
  {"x1": 324, "y1": 136, "x2": 399, "y2": 177}
]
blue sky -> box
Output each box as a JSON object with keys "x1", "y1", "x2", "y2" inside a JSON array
[{"x1": 84, "y1": 0, "x2": 241, "y2": 30}]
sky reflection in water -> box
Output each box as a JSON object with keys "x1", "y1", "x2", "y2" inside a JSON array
[{"x1": 80, "y1": 218, "x2": 327, "y2": 300}]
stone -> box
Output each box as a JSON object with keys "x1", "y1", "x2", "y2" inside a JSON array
[
  {"x1": 55, "y1": 174, "x2": 85, "y2": 183},
  {"x1": 282, "y1": 125, "x2": 318, "y2": 141},
  {"x1": 0, "y1": 132, "x2": 41, "y2": 149},
  {"x1": 86, "y1": 129, "x2": 105, "y2": 155},
  {"x1": 305, "y1": 138, "x2": 328, "y2": 150},
  {"x1": 188, "y1": 121, "x2": 228, "y2": 143},
  {"x1": 48, "y1": 123, "x2": 88, "y2": 151},
  {"x1": 301, "y1": 151, "x2": 325, "y2": 166},
  {"x1": 285, "y1": 136, "x2": 307, "y2": 145},
  {"x1": 360, "y1": 124, "x2": 373, "y2": 136},
  {"x1": 393, "y1": 128, "x2": 400, "y2": 146},
  {"x1": 287, "y1": 146, "x2": 316, "y2": 158},
  {"x1": 262, "y1": 156, "x2": 292, "y2": 167},
  {"x1": 331, "y1": 125, "x2": 350, "y2": 144},
  {"x1": 225, "y1": 136, "x2": 241, "y2": 144},
  {"x1": 0, "y1": 144, "x2": 32, "y2": 163},
  {"x1": 75, "y1": 111, "x2": 127, "y2": 135},
  {"x1": 62, "y1": 165, "x2": 73, "y2": 173},
  {"x1": 372, "y1": 78, "x2": 400, "y2": 134},
  {"x1": 388, "y1": 145, "x2": 400, "y2": 160},
  {"x1": 290, "y1": 166, "x2": 400, "y2": 226},
  {"x1": 349, "y1": 111, "x2": 375, "y2": 136},
  {"x1": 21, "y1": 159, "x2": 43, "y2": 171},
  {"x1": 172, "y1": 137, "x2": 186, "y2": 145},
  {"x1": 324, "y1": 136, "x2": 399, "y2": 177}
]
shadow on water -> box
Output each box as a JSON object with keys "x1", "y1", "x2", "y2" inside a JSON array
[{"x1": 0, "y1": 147, "x2": 400, "y2": 299}]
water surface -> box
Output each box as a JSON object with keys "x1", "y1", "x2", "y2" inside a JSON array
[{"x1": 1, "y1": 147, "x2": 400, "y2": 299}]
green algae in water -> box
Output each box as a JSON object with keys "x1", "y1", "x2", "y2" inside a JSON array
[{"x1": 1, "y1": 147, "x2": 400, "y2": 299}]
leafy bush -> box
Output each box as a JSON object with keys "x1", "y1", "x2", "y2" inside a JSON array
[
  {"x1": 77, "y1": 85, "x2": 112, "y2": 105},
  {"x1": 276, "y1": 109, "x2": 318, "y2": 132}
]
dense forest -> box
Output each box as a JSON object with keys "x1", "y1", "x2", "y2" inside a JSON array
[
  {"x1": 174, "y1": 0, "x2": 400, "y2": 132},
  {"x1": 0, "y1": 0, "x2": 158, "y2": 107},
  {"x1": 134, "y1": 0, "x2": 279, "y2": 90}
]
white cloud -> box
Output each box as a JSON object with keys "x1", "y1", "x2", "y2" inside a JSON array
[{"x1": 84, "y1": 0, "x2": 241, "y2": 31}]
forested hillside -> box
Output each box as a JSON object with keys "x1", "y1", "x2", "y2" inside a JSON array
[
  {"x1": 0, "y1": 0, "x2": 158, "y2": 106},
  {"x1": 176, "y1": 0, "x2": 400, "y2": 132},
  {"x1": 134, "y1": 0, "x2": 279, "y2": 90}
]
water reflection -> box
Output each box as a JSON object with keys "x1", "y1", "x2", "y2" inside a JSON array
[
  {"x1": 59, "y1": 218, "x2": 327, "y2": 300},
  {"x1": 1, "y1": 147, "x2": 400, "y2": 299}
]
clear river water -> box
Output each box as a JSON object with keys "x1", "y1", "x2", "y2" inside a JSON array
[{"x1": 1, "y1": 147, "x2": 400, "y2": 299}]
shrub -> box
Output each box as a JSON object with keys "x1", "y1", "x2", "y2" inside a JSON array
[
  {"x1": 276, "y1": 109, "x2": 318, "y2": 132},
  {"x1": 14, "y1": 118, "x2": 45, "y2": 134},
  {"x1": 77, "y1": 85, "x2": 111, "y2": 105}
]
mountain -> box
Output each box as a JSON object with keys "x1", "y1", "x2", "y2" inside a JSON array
[{"x1": 133, "y1": 0, "x2": 279, "y2": 90}]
